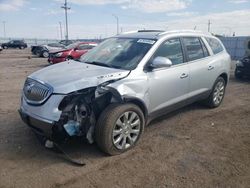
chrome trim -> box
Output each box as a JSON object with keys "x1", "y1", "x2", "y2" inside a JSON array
[{"x1": 23, "y1": 77, "x2": 54, "y2": 105}]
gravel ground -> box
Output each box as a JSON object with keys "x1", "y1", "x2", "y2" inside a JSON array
[{"x1": 0, "y1": 49, "x2": 249, "y2": 188}]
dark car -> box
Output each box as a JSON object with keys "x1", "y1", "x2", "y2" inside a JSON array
[
  {"x1": 235, "y1": 56, "x2": 250, "y2": 79},
  {"x1": 31, "y1": 43, "x2": 65, "y2": 58},
  {"x1": 1, "y1": 40, "x2": 28, "y2": 49}
]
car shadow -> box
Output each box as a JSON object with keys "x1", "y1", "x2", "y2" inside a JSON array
[{"x1": 5, "y1": 102, "x2": 213, "y2": 167}]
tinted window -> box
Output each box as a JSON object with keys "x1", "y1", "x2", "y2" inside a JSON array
[
  {"x1": 48, "y1": 43, "x2": 64, "y2": 48},
  {"x1": 206, "y1": 37, "x2": 224, "y2": 54},
  {"x1": 183, "y1": 37, "x2": 205, "y2": 61},
  {"x1": 153, "y1": 38, "x2": 184, "y2": 65},
  {"x1": 80, "y1": 38, "x2": 154, "y2": 70}
]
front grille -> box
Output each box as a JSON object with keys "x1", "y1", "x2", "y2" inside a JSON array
[{"x1": 23, "y1": 78, "x2": 53, "y2": 105}]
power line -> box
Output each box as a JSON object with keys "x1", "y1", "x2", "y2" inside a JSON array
[{"x1": 61, "y1": 0, "x2": 70, "y2": 40}]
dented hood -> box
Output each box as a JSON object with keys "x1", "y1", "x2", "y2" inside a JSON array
[{"x1": 29, "y1": 60, "x2": 130, "y2": 94}]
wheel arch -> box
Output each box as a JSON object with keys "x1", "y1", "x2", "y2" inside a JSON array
[
  {"x1": 123, "y1": 97, "x2": 148, "y2": 118},
  {"x1": 219, "y1": 72, "x2": 228, "y2": 85}
]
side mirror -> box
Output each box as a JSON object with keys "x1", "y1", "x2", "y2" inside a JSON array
[{"x1": 150, "y1": 57, "x2": 172, "y2": 69}]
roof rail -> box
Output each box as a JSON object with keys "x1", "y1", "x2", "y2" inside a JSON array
[
  {"x1": 120, "y1": 30, "x2": 138, "y2": 34},
  {"x1": 158, "y1": 30, "x2": 204, "y2": 36},
  {"x1": 138, "y1": 29, "x2": 165, "y2": 33}
]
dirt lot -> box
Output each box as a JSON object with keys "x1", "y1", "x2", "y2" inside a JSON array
[{"x1": 0, "y1": 49, "x2": 249, "y2": 188}]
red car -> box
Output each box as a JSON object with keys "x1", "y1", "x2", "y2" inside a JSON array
[{"x1": 48, "y1": 42, "x2": 97, "y2": 64}]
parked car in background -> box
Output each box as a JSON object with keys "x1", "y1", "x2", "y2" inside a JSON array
[
  {"x1": 19, "y1": 30, "x2": 231, "y2": 155},
  {"x1": 48, "y1": 42, "x2": 97, "y2": 64},
  {"x1": 1, "y1": 40, "x2": 28, "y2": 49},
  {"x1": 31, "y1": 43, "x2": 65, "y2": 58},
  {"x1": 58, "y1": 40, "x2": 74, "y2": 46},
  {"x1": 0, "y1": 45, "x2": 2, "y2": 51},
  {"x1": 235, "y1": 56, "x2": 250, "y2": 79}
]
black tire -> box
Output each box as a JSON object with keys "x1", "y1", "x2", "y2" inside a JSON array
[
  {"x1": 205, "y1": 77, "x2": 226, "y2": 108},
  {"x1": 3, "y1": 46, "x2": 7, "y2": 49},
  {"x1": 235, "y1": 68, "x2": 243, "y2": 79},
  {"x1": 42, "y1": 51, "x2": 49, "y2": 58},
  {"x1": 19, "y1": 46, "x2": 24, "y2": 49},
  {"x1": 95, "y1": 103, "x2": 145, "y2": 155}
]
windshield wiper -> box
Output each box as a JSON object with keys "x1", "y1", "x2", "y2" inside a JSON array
[{"x1": 84, "y1": 61, "x2": 115, "y2": 68}]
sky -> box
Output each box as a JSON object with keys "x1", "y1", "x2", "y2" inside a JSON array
[{"x1": 0, "y1": 0, "x2": 250, "y2": 39}]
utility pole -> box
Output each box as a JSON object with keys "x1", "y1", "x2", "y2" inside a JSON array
[
  {"x1": 59, "y1": 21, "x2": 63, "y2": 40},
  {"x1": 112, "y1": 14, "x2": 119, "y2": 35},
  {"x1": 61, "y1": 0, "x2": 70, "y2": 41},
  {"x1": 3, "y1": 21, "x2": 6, "y2": 38},
  {"x1": 208, "y1": 20, "x2": 211, "y2": 33}
]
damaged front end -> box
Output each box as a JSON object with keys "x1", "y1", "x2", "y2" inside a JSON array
[{"x1": 54, "y1": 82, "x2": 123, "y2": 143}]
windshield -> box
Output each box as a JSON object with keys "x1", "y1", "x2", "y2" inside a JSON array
[
  {"x1": 65, "y1": 42, "x2": 79, "y2": 49},
  {"x1": 80, "y1": 38, "x2": 155, "y2": 70}
]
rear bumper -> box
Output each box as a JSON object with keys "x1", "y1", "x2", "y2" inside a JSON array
[{"x1": 19, "y1": 107, "x2": 54, "y2": 138}]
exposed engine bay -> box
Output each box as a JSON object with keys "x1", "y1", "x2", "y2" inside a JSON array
[{"x1": 53, "y1": 84, "x2": 123, "y2": 143}]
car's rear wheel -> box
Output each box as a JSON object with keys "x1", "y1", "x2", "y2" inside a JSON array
[
  {"x1": 3, "y1": 46, "x2": 7, "y2": 49},
  {"x1": 205, "y1": 77, "x2": 226, "y2": 108},
  {"x1": 19, "y1": 46, "x2": 24, "y2": 49},
  {"x1": 95, "y1": 103, "x2": 145, "y2": 155}
]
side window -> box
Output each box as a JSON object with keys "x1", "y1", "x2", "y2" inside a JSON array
[
  {"x1": 183, "y1": 37, "x2": 205, "y2": 61},
  {"x1": 153, "y1": 38, "x2": 184, "y2": 65},
  {"x1": 206, "y1": 37, "x2": 224, "y2": 54}
]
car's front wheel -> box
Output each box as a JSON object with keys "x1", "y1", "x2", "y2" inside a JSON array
[
  {"x1": 205, "y1": 77, "x2": 226, "y2": 108},
  {"x1": 235, "y1": 68, "x2": 243, "y2": 79},
  {"x1": 3, "y1": 46, "x2": 7, "y2": 49},
  {"x1": 95, "y1": 103, "x2": 145, "y2": 155},
  {"x1": 42, "y1": 51, "x2": 49, "y2": 58}
]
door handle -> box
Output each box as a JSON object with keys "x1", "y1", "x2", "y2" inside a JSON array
[
  {"x1": 180, "y1": 73, "x2": 188, "y2": 79},
  {"x1": 208, "y1": 66, "x2": 214, "y2": 70}
]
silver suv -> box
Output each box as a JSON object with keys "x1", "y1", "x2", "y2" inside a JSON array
[{"x1": 19, "y1": 30, "x2": 231, "y2": 155}]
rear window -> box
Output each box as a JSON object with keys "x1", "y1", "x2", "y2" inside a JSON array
[
  {"x1": 206, "y1": 37, "x2": 224, "y2": 54},
  {"x1": 183, "y1": 37, "x2": 205, "y2": 61},
  {"x1": 78, "y1": 44, "x2": 96, "y2": 50}
]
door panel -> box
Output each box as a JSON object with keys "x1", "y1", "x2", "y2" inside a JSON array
[
  {"x1": 147, "y1": 65, "x2": 189, "y2": 114},
  {"x1": 182, "y1": 37, "x2": 215, "y2": 98},
  {"x1": 146, "y1": 38, "x2": 189, "y2": 114}
]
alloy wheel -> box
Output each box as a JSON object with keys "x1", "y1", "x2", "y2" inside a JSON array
[
  {"x1": 213, "y1": 81, "x2": 225, "y2": 105},
  {"x1": 112, "y1": 111, "x2": 141, "y2": 150}
]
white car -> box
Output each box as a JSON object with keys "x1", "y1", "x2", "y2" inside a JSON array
[{"x1": 19, "y1": 30, "x2": 231, "y2": 155}]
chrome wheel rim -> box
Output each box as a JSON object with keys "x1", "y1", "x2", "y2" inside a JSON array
[
  {"x1": 213, "y1": 81, "x2": 225, "y2": 105},
  {"x1": 112, "y1": 111, "x2": 141, "y2": 150},
  {"x1": 43, "y1": 52, "x2": 49, "y2": 58}
]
